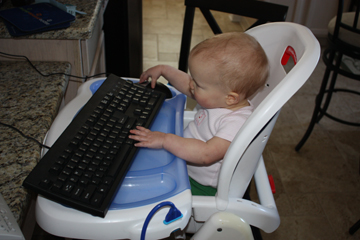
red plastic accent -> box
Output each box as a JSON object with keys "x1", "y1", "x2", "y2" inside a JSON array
[
  {"x1": 268, "y1": 175, "x2": 276, "y2": 194},
  {"x1": 281, "y1": 46, "x2": 297, "y2": 65}
]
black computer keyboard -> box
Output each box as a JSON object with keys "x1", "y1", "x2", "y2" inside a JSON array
[{"x1": 23, "y1": 74, "x2": 166, "y2": 217}]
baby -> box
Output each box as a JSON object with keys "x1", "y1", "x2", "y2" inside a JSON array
[{"x1": 129, "y1": 32, "x2": 269, "y2": 196}]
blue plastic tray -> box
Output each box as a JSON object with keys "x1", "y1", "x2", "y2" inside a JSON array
[{"x1": 89, "y1": 80, "x2": 190, "y2": 210}]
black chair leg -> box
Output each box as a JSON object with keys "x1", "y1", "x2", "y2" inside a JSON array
[
  {"x1": 315, "y1": 52, "x2": 342, "y2": 123},
  {"x1": 349, "y1": 219, "x2": 360, "y2": 235},
  {"x1": 295, "y1": 49, "x2": 342, "y2": 151},
  {"x1": 295, "y1": 66, "x2": 331, "y2": 151},
  {"x1": 315, "y1": 72, "x2": 337, "y2": 123},
  {"x1": 199, "y1": 8, "x2": 222, "y2": 34},
  {"x1": 179, "y1": 6, "x2": 195, "y2": 72}
]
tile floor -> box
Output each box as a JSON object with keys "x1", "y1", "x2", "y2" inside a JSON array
[{"x1": 32, "y1": 0, "x2": 360, "y2": 239}]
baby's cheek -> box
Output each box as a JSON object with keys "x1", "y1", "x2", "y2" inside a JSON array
[{"x1": 196, "y1": 97, "x2": 211, "y2": 109}]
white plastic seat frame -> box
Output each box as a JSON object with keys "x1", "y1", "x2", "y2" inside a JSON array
[{"x1": 184, "y1": 22, "x2": 320, "y2": 235}]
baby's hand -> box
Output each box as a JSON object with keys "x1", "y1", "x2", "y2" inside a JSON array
[
  {"x1": 139, "y1": 65, "x2": 164, "y2": 88},
  {"x1": 129, "y1": 126, "x2": 166, "y2": 149}
]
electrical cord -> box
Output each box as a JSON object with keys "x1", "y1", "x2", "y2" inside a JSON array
[
  {"x1": 0, "y1": 51, "x2": 109, "y2": 82},
  {"x1": 0, "y1": 50, "x2": 109, "y2": 148},
  {"x1": 0, "y1": 121, "x2": 50, "y2": 149},
  {"x1": 141, "y1": 201, "x2": 183, "y2": 240}
]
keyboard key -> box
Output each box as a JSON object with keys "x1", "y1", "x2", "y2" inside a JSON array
[
  {"x1": 57, "y1": 174, "x2": 67, "y2": 182},
  {"x1": 52, "y1": 182, "x2": 63, "y2": 192},
  {"x1": 82, "y1": 185, "x2": 96, "y2": 202},
  {"x1": 103, "y1": 177, "x2": 112, "y2": 185},
  {"x1": 49, "y1": 165, "x2": 61, "y2": 174},
  {"x1": 69, "y1": 176, "x2": 79, "y2": 183},
  {"x1": 91, "y1": 192, "x2": 103, "y2": 206},
  {"x1": 97, "y1": 184, "x2": 108, "y2": 193},
  {"x1": 62, "y1": 183, "x2": 75, "y2": 195},
  {"x1": 107, "y1": 144, "x2": 131, "y2": 177},
  {"x1": 148, "y1": 97, "x2": 157, "y2": 106},
  {"x1": 80, "y1": 178, "x2": 89, "y2": 186},
  {"x1": 72, "y1": 186, "x2": 83, "y2": 199},
  {"x1": 39, "y1": 179, "x2": 52, "y2": 188}
]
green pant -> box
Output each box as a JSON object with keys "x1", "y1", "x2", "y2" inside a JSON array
[{"x1": 189, "y1": 177, "x2": 217, "y2": 196}]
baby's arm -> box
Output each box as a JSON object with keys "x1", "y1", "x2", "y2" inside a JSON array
[
  {"x1": 140, "y1": 65, "x2": 193, "y2": 97},
  {"x1": 129, "y1": 126, "x2": 231, "y2": 165}
]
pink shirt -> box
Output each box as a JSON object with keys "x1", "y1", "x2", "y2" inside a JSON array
[{"x1": 184, "y1": 103, "x2": 253, "y2": 188}]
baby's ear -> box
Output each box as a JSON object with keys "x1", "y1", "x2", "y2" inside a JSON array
[{"x1": 226, "y1": 92, "x2": 241, "y2": 106}]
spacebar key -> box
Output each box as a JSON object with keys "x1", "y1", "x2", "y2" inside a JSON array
[{"x1": 107, "y1": 144, "x2": 131, "y2": 177}]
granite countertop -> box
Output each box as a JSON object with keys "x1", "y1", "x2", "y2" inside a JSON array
[
  {"x1": 0, "y1": 61, "x2": 70, "y2": 226},
  {"x1": 0, "y1": 0, "x2": 104, "y2": 39}
]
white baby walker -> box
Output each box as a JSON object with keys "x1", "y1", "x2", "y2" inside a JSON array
[{"x1": 35, "y1": 22, "x2": 320, "y2": 240}]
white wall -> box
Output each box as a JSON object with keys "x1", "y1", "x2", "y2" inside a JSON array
[{"x1": 263, "y1": 0, "x2": 342, "y2": 37}]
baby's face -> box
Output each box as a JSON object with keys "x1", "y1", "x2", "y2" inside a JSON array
[{"x1": 188, "y1": 56, "x2": 229, "y2": 109}]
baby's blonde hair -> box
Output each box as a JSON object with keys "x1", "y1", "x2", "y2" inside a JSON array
[{"x1": 190, "y1": 32, "x2": 269, "y2": 99}]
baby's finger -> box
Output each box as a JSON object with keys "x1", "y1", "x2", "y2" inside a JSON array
[
  {"x1": 129, "y1": 129, "x2": 147, "y2": 137},
  {"x1": 128, "y1": 134, "x2": 145, "y2": 141},
  {"x1": 140, "y1": 71, "x2": 153, "y2": 82},
  {"x1": 150, "y1": 78, "x2": 158, "y2": 89},
  {"x1": 134, "y1": 141, "x2": 149, "y2": 148},
  {"x1": 139, "y1": 74, "x2": 148, "y2": 83},
  {"x1": 135, "y1": 126, "x2": 151, "y2": 132}
]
